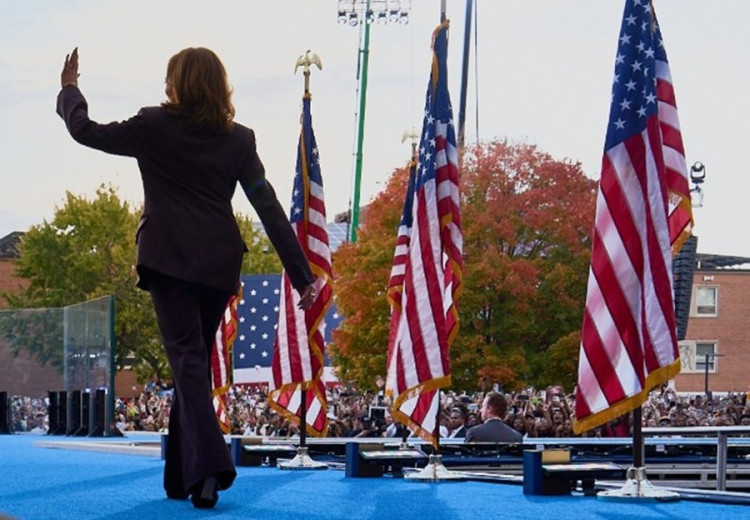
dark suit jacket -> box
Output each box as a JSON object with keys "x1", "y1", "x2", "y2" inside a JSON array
[
  {"x1": 465, "y1": 418, "x2": 523, "y2": 443},
  {"x1": 57, "y1": 85, "x2": 313, "y2": 294},
  {"x1": 449, "y1": 425, "x2": 467, "y2": 438}
]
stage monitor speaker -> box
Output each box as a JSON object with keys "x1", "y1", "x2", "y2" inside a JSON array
[
  {"x1": 88, "y1": 389, "x2": 106, "y2": 437},
  {"x1": 67, "y1": 390, "x2": 82, "y2": 436},
  {"x1": 55, "y1": 391, "x2": 68, "y2": 435},
  {"x1": 74, "y1": 390, "x2": 90, "y2": 436},
  {"x1": 0, "y1": 392, "x2": 10, "y2": 434},
  {"x1": 47, "y1": 391, "x2": 59, "y2": 435},
  {"x1": 523, "y1": 449, "x2": 572, "y2": 496}
]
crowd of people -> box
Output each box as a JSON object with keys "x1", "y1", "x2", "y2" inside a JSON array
[
  {"x1": 7, "y1": 395, "x2": 47, "y2": 433},
  {"x1": 9, "y1": 383, "x2": 750, "y2": 439}
]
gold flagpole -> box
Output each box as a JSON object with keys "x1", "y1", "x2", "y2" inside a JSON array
[
  {"x1": 294, "y1": 49, "x2": 322, "y2": 96},
  {"x1": 278, "y1": 50, "x2": 327, "y2": 471}
]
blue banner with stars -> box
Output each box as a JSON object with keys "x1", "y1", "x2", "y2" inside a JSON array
[{"x1": 233, "y1": 274, "x2": 341, "y2": 384}]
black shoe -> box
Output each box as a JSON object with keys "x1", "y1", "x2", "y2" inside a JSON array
[
  {"x1": 190, "y1": 476, "x2": 218, "y2": 509},
  {"x1": 165, "y1": 489, "x2": 188, "y2": 500}
]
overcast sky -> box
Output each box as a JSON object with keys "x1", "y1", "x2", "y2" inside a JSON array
[{"x1": 1, "y1": 1, "x2": 747, "y2": 257}]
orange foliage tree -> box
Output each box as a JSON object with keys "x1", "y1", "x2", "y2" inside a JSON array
[
  {"x1": 329, "y1": 141, "x2": 596, "y2": 392},
  {"x1": 328, "y1": 166, "x2": 410, "y2": 389}
]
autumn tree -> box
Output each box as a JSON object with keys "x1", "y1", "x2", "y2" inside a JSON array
[
  {"x1": 458, "y1": 141, "x2": 596, "y2": 390},
  {"x1": 330, "y1": 141, "x2": 596, "y2": 392},
  {"x1": 329, "y1": 166, "x2": 410, "y2": 390}
]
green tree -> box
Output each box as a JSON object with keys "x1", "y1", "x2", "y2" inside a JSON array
[
  {"x1": 236, "y1": 213, "x2": 283, "y2": 275},
  {"x1": 534, "y1": 330, "x2": 581, "y2": 388},
  {"x1": 2, "y1": 186, "x2": 290, "y2": 384},
  {"x1": 2, "y1": 185, "x2": 162, "y2": 380},
  {"x1": 330, "y1": 141, "x2": 596, "y2": 392}
]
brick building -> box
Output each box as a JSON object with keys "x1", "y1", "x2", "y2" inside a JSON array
[
  {"x1": 675, "y1": 254, "x2": 750, "y2": 394},
  {"x1": 0, "y1": 232, "x2": 26, "y2": 308},
  {"x1": 0, "y1": 232, "x2": 63, "y2": 395}
]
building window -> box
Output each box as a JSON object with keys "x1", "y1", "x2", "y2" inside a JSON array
[
  {"x1": 678, "y1": 341, "x2": 717, "y2": 373},
  {"x1": 691, "y1": 285, "x2": 718, "y2": 317}
]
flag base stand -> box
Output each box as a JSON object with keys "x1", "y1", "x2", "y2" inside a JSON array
[
  {"x1": 278, "y1": 447, "x2": 328, "y2": 470},
  {"x1": 404, "y1": 454, "x2": 466, "y2": 482},
  {"x1": 597, "y1": 467, "x2": 679, "y2": 501}
]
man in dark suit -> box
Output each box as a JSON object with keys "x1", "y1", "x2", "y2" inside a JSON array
[
  {"x1": 448, "y1": 407, "x2": 468, "y2": 438},
  {"x1": 465, "y1": 392, "x2": 523, "y2": 443},
  {"x1": 58, "y1": 47, "x2": 316, "y2": 509}
]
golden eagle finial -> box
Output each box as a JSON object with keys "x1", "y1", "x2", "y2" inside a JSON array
[{"x1": 294, "y1": 50, "x2": 322, "y2": 75}]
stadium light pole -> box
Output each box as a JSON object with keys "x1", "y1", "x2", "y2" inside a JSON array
[
  {"x1": 690, "y1": 161, "x2": 706, "y2": 207},
  {"x1": 338, "y1": 0, "x2": 411, "y2": 242}
]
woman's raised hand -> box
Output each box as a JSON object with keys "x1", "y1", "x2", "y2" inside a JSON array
[{"x1": 61, "y1": 47, "x2": 79, "y2": 87}]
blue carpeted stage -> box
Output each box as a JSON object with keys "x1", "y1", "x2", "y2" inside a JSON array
[{"x1": 2, "y1": 433, "x2": 749, "y2": 520}]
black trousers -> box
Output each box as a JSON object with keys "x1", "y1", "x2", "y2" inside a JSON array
[{"x1": 149, "y1": 272, "x2": 237, "y2": 494}]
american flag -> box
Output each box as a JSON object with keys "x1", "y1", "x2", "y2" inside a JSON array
[
  {"x1": 574, "y1": 0, "x2": 693, "y2": 434},
  {"x1": 385, "y1": 20, "x2": 462, "y2": 447},
  {"x1": 211, "y1": 293, "x2": 240, "y2": 433},
  {"x1": 268, "y1": 92, "x2": 334, "y2": 437}
]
